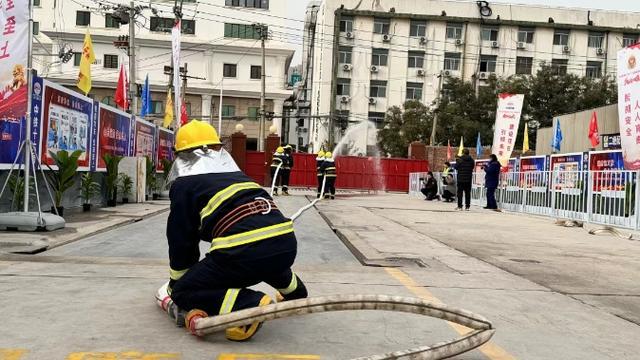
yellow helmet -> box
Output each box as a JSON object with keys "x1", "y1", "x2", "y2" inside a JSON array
[
  {"x1": 317, "y1": 150, "x2": 326, "y2": 157},
  {"x1": 276, "y1": 146, "x2": 284, "y2": 154},
  {"x1": 324, "y1": 152, "x2": 333, "y2": 159},
  {"x1": 175, "y1": 120, "x2": 221, "y2": 152}
]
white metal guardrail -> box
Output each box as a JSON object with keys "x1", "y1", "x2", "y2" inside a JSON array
[{"x1": 410, "y1": 170, "x2": 640, "y2": 230}]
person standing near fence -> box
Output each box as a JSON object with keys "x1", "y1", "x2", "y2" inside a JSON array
[
  {"x1": 454, "y1": 149, "x2": 474, "y2": 211},
  {"x1": 483, "y1": 154, "x2": 501, "y2": 211},
  {"x1": 321, "y1": 152, "x2": 337, "y2": 200},
  {"x1": 316, "y1": 150, "x2": 326, "y2": 198},
  {"x1": 270, "y1": 147, "x2": 285, "y2": 196},
  {"x1": 281, "y1": 145, "x2": 294, "y2": 196}
]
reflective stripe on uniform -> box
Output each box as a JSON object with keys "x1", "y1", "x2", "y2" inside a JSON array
[
  {"x1": 169, "y1": 267, "x2": 189, "y2": 281},
  {"x1": 209, "y1": 221, "x2": 294, "y2": 252},
  {"x1": 278, "y1": 272, "x2": 298, "y2": 295},
  {"x1": 219, "y1": 288, "x2": 240, "y2": 314},
  {"x1": 199, "y1": 182, "x2": 261, "y2": 222}
]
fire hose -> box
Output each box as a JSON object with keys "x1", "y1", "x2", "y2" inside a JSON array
[
  {"x1": 269, "y1": 159, "x2": 284, "y2": 197},
  {"x1": 190, "y1": 294, "x2": 494, "y2": 359}
]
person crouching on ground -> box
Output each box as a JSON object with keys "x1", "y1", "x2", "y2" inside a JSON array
[
  {"x1": 483, "y1": 154, "x2": 501, "y2": 210},
  {"x1": 441, "y1": 174, "x2": 457, "y2": 202},
  {"x1": 420, "y1": 172, "x2": 439, "y2": 201},
  {"x1": 160, "y1": 120, "x2": 308, "y2": 341}
]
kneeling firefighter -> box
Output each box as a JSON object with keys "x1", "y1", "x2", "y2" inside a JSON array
[
  {"x1": 161, "y1": 120, "x2": 308, "y2": 341},
  {"x1": 270, "y1": 146, "x2": 285, "y2": 195}
]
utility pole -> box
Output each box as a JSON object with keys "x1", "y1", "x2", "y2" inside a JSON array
[
  {"x1": 430, "y1": 73, "x2": 445, "y2": 146},
  {"x1": 256, "y1": 23, "x2": 267, "y2": 151},
  {"x1": 181, "y1": 62, "x2": 188, "y2": 105},
  {"x1": 128, "y1": 1, "x2": 137, "y2": 114}
]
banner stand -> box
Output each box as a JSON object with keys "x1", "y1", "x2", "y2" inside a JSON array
[{"x1": 0, "y1": 1, "x2": 65, "y2": 232}]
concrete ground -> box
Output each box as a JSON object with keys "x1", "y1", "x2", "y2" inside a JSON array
[{"x1": 0, "y1": 192, "x2": 638, "y2": 359}]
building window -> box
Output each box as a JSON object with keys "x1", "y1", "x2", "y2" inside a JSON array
[
  {"x1": 553, "y1": 29, "x2": 569, "y2": 46},
  {"x1": 479, "y1": 55, "x2": 497, "y2": 72},
  {"x1": 151, "y1": 101, "x2": 163, "y2": 114},
  {"x1": 73, "y1": 52, "x2": 81, "y2": 66},
  {"x1": 515, "y1": 57, "x2": 533, "y2": 75},
  {"x1": 410, "y1": 20, "x2": 426, "y2": 37},
  {"x1": 223, "y1": 23, "x2": 262, "y2": 39},
  {"x1": 371, "y1": 48, "x2": 388, "y2": 66},
  {"x1": 408, "y1": 51, "x2": 425, "y2": 68},
  {"x1": 101, "y1": 96, "x2": 115, "y2": 106},
  {"x1": 443, "y1": 52, "x2": 461, "y2": 71},
  {"x1": 76, "y1": 11, "x2": 91, "y2": 26},
  {"x1": 105, "y1": 14, "x2": 120, "y2": 28},
  {"x1": 406, "y1": 82, "x2": 423, "y2": 101},
  {"x1": 225, "y1": 0, "x2": 269, "y2": 9},
  {"x1": 480, "y1": 26, "x2": 498, "y2": 41},
  {"x1": 223, "y1": 63, "x2": 237, "y2": 78},
  {"x1": 446, "y1": 22, "x2": 463, "y2": 40},
  {"x1": 551, "y1": 59, "x2": 568, "y2": 75},
  {"x1": 586, "y1": 61, "x2": 602, "y2": 79},
  {"x1": 368, "y1": 111, "x2": 385, "y2": 129},
  {"x1": 33, "y1": 22, "x2": 39, "y2": 35},
  {"x1": 373, "y1": 17, "x2": 390, "y2": 35},
  {"x1": 340, "y1": 16, "x2": 353, "y2": 33},
  {"x1": 517, "y1": 27, "x2": 535, "y2": 43},
  {"x1": 250, "y1": 65, "x2": 261, "y2": 79},
  {"x1": 104, "y1": 54, "x2": 119, "y2": 69},
  {"x1": 370, "y1": 80, "x2": 387, "y2": 98},
  {"x1": 222, "y1": 105, "x2": 236, "y2": 118},
  {"x1": 623, "y1": 33, "x2": 639, "y2": 48},
  {"x1": 151, "y1": 17, "x2": 195, "y2": 34},
  {"x1": 33, "y1": 0, "x2": 40, "y2": 6},
  {"x1": 336, "y1": 78, "x2": 350, "y2": 96},
  {"x1": 339, "y1": 46, "x2": 352, "y2": 64},
  {"x1": 588, "y1": 32, "x2": 605, "y2": 48},
  {"x1": 247, "y1": 107, "x2": 259, "y2": 120}
]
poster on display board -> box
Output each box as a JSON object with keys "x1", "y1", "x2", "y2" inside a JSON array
[
  {"x1": 501, "y1": 158, "x2": 518, "y2": 173},
  {"x1": 473, "y1": 159, "x2": 489, "y2": 185},
  {"x1": 134, "y1": 118, "x2": 156, "y2": 159},
  {"x1": 550, "y1": 152, "x2": 587, "y2": 190},
  {"x1": 589, "y1": 150, "x2": 625, "y2": 192},
  {"x1": 616, "y1": 44, "x2": 640, "y2": 169},
  {"x1": 0, "y1": 0, "x2": 29, "y2": 169},
  {"x1": 519, "y1": 155, "x2": 547, "y2": 188},
  {"x1": 38, "y1": 79, "x2": 94, "y2": 170},
  {"x1": 93, "y1": 103, "x2": 133, "y2": 171},
  {"x1": 156, "y1": 128, "x2": 174, "y2": 172}
]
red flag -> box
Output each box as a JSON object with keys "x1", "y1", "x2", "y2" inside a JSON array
[
  {"x1": 588, "y1": 111, "x2": 600, "y2": 147},
  {"x1": 447, "y1": 140, "x2": 452, "y2": 161},
  {"x1": 180, "y1": 98, "x2": 188, "y2": 126},
  {"x1": 114, "y1": 64, "x2": 129, "y2": 110}
]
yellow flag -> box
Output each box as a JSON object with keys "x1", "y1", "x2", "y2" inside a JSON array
[
  {"x1": 457, "y1": 136, "x2": 464, "y2": 156},
  {"x1": 163, "y1": 90, "x2": 174, "y2": 128},
  {"x1": 77, "y1": 29, "x2": 95, "y2": 95},
  {"x1": 523, "y1": 122, "x2": 530, "y2": 153}
]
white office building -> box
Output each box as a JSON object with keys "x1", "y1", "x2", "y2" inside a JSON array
[
  {"x1": 32, "y1": 0, "x2": 295, "y2": 147},
  {"x1": 303, "y1": 0, "x2": 640, "y2": 152}
]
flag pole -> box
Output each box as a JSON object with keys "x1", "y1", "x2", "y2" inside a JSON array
[{"x1": 23, "y1": 0, "x2": 35, "y2": 212}]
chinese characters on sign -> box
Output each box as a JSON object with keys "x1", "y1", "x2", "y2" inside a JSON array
[
  {"x1": 491, "y1": 94, "x2": 525, "y2": 166},
  {"x1": 617, "y1": 44, "x2": 640, "y2": 169}
]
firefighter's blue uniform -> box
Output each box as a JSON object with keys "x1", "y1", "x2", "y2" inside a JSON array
[{"x1": 316, "y1": 150, "x2": 325, "y2": 198}]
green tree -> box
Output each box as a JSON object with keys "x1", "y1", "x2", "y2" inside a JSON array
[{"x1": 377, "y1": 100, "x2": 432, "y2": 157}]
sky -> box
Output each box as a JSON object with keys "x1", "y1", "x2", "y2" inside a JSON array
[{"x1": 285, "y1": 0, "x2": 640, "y2": 65}]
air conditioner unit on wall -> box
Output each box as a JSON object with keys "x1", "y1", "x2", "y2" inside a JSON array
[
  {"x1": 478, "y1": 72, "x2": 489, "y2": 79},
  {"x1": 455, "y1": 39, "x2": 464, "y2": 46},
  {"x1": 383, "y1": 34, "x2": 392, "y2": 42},
  {"x1": 370, "y1": 65, "x2": 378, "y2": 73},
  {"x1": 340, "y1": 96, "x2": 351, "y2": 104},
  {"x1": 345, "y1": 32, "x2": 354, "y2": 39},
  {"x1": 419, "y1": 36, "x2": 427, "y2": 44},
  {"x1": 417, "y1": 69, "x2": 425, "y2": 77},
  {"x1": 369, "y1": 97, "x2": 377, "y2": 105},
  {"x1": 596, "y1": 48, "x2": 605, "y2": 56},
  {"x1": 343, "y1": 64, "x2": 352, "y2": 71},
  {"x1": 563, "y1": 45, "x2": 571, "y2": 53},
  {"x1": 442, "y1": 70, "x2": 452, "y2": 76},
  {"x1": 491, "y1": 41, "x2": 499, "y2": 48}
]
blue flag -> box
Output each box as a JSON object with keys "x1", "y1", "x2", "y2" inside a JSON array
[
  {"x1": 552, "y1": 119, "x2": 563, "y2": 152},
  {"x1": 476, "y1": 132, "x2": 482, "y2": 157},
  {"x1": 140, "y1": 74, "x2": 152, "y2": 117}
]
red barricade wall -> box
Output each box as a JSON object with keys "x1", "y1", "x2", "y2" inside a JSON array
[{"x1": 244, "y1": 152, "x2": 429, "y2": 192}]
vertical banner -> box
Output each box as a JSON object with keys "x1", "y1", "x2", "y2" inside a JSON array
[
  {"x1": 39, "y1": 80, "x2": 94, "y2": 170},
  {"x1": 0, "y1": 0, "x2": 29, "y2": 168},
  {"x1": 94, "y1": 103, "x2": 133, "y2": 171},
  {"x1": 617, "y1": 44, "x2": 640, "y2": 169},
  {"x1": 491, "y1": 93, "x2": 525, "y2": 166},
  {"x1": 134, "y1": 117, "x2": 156, "y2": 159},
  {"x1": 155, "y1": 127, "x2": 174, "y2": 171}
]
